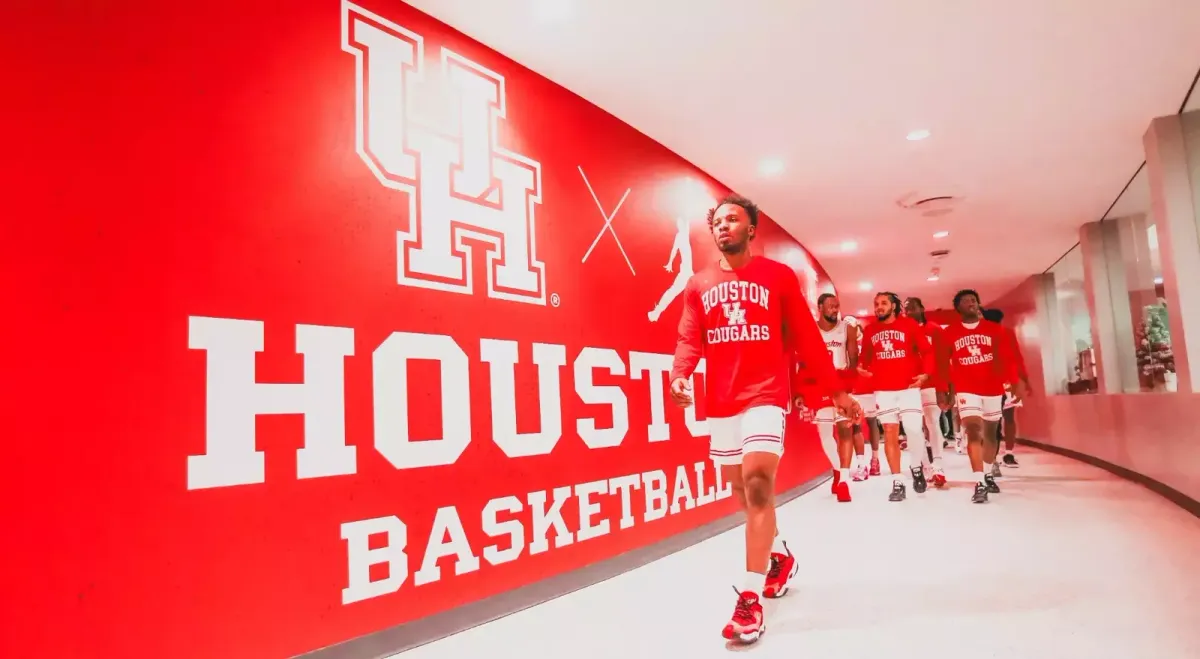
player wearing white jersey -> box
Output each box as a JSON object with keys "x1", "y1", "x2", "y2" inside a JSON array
[{"x1": 811, "y1": 294, "x2": 860, "y2": 502}]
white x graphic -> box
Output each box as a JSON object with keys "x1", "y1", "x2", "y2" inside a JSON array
[{"x1": 578, "y1": 165, "x2": 635, "y2": 275}]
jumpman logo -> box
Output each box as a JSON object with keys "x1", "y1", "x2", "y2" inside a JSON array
[
  {"x1": 647, "y1": 215, "x2": 695, "y2": 322},
  {"x1": 722, "y1": 302, "x2": 747, "y2": 325}
]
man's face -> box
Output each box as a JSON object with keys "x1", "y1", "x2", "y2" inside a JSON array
[
  {"x1": 905, "y1": 298, "x2": 925, "y2": 320},
  {"x1": 710, "y1": 204, "x2": 754, "y2": 254},
  {"x1": 820, "y1": 297, "x2": 840, "y2": 323},
  {"x1": 874, "y1": 295, "x2": 895, "y2": 321},
  {"x1": 957, "y1": 294, "x2": 981, "y2": 318}
]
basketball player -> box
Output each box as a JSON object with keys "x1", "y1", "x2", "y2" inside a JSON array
[
  {"x1": 982, "y1": 308, "x2": 1029, "y2": 468},
  {"x1": 904, "y1": 297, "x2": 950, "y2": 487},
  {"x1": 814, "y1": 293, "x2": 859, "y2": 501},
  {"x1": 668, "y1": 194, "x2": 859, "y2": 643},
  {"x1": 851, "y1": 323, "x2": 882, "y2": 478},
  {"x1": 857, "y1": 292, "x2": 933, "y2": 501},
  {"x1": 945, "y1": 290, "x2": 1026, "y2": 503}
]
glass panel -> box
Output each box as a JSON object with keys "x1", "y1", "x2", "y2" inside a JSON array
[
  {"x1": 1051, "y1": 246, "x2": 1096, "y2": 394},
  {"x1": 1122, "y1": 221, "x2": 1176, "y2": 392}
]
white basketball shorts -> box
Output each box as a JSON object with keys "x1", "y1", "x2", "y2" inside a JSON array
[
  {"x1": 852, "y1": 393, "x2": 877, "y2": 419},
  {"x1": 814, "y1": 406, "x2": 850, "y2": 425},
  {"x1": 707, "y1": 405, "x2": 786, "y2": 466},
  {"x1": 874, "y1": 388, "x2": 922, "y2": 425},
  {"x1": 920, "y1": 387, "x2": 939, "y2": 409},
  {"x1": 957, "y1": 393, "x2": 1003, "y2": 422}
]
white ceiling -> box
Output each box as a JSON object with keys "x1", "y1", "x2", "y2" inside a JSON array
[{"x1": 404, "y1": 0, "x2": 1200, "y2": 313}]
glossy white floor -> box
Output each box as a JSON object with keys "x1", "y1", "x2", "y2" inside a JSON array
[{"x1": 396, "y1": 448, "x2": 1200, "y2": 659}]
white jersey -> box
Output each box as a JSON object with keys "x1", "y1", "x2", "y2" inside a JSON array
[{"x1": 820, "y1": 319, "x2": 851, "y2": 370}]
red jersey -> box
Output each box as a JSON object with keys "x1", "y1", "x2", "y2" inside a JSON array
[
  {"x1": 858, "y1": 316, "x2": 933, "y2": 392},
  {"x1": 917, "y1": 321, "x2": 952, "y2": 392},
  {"x1": 670, "y1": 256, "x2": 842, "y2": 418},
  {"x1": 943, "y1": 319, "x2": 1019, "y2": 396}
]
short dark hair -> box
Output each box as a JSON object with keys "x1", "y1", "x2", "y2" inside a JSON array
[
  {"x1": 905, "y1": 296, "x2": 924, "y2": 310},
  {"x1": 982, "y1": 308, "x2": 1004, "y2": 323},
  {"x1": 953, "y1": 288, "x2": 980, "y2": 310},
  {"x1": 707, "y1": 193, "x2": 760, "y2": 227},
  {"x1": 817, "y1": 293, "x2": 836, "y2": 306}
]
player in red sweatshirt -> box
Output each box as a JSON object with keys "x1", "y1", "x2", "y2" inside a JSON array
[
  {"x1": 668, "y1": 194, "x2": 859, "y2": 644},
  {"x1": 945, "y1": 290, "x2": 1027, "y2": 503},
  {"x1": 857, "y1": 292, "x2": 934, "y2": 501},
  {"x1": 904, "y1": 297, "x2": 951, "y2": 487},
  {"x1": 983, "y1": 308, "x2": 1030, "y2": 469}
]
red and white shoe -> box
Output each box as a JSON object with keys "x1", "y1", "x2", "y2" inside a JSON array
[
  {"x1": 830, "y1": 469, "x2": 841, "y2": 494},
  {"x1": 722, "y1": 588, "x2": 765, "y2": 643},
  {"x1": 851, "y1": 464, "x2": 868, "y2": 481},
  {"x1": 834, "y1": 480, "x2": 852, "y2": 503},
  {"x1": 931, "y1": 469, "x2": 947, "y2": 488},
  {"x1": 869, "y1": 456, "x2": 881, "y2": 476},
  {"x1": 763, "y1": 543, "x2": 797, "y2": 598}
]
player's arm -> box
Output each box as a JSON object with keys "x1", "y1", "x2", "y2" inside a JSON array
[
  {"x1": 668, "y1": 282, "x2": 704, "y2": 406},
  {"x1": 1007, "y1": 326, "x2": 1029, "y2": 387},
  {"x1": 780, "y1": 272, "x2": 843, "y2": 397},
  {"x1": 914, "y1": 322, "x2": 935, "y2": 380},
  {"x1": 997, "y1": 326, "x2": 1026, "y2": 398},
  {"x1": 857, "y1": 326, "x2": 874, "y2": 375},
  {"x1": 845, "y1": 322, "x2": 859, "y2": 370}
]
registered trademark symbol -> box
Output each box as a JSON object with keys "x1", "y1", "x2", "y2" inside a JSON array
[{"x1": 550, "y1": 293, "x2": 561, "y2": 308}]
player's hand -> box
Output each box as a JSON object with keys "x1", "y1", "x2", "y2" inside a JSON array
[
  {"x1": 856, "y1": 366, "x2": 873, "y2": 378},
  {"x1": 663, "y1": 263, "x2": 673, "y2": 273},
  {"x1": 832, "y1": 392, "x2": 862, "y2": 423},
  {"x1": 909, "y1": 374, "x2": 929, "y2": 389},
  {"x1": 669, "y1": 377, "x2": 693, "y2": 408},
  {"x1": 794, "y1": 399, "x2": 815, "y2": 423},
  {"x1": 1011, "y1": 378, "x2": 1028, "y2": 402},
  {"x1": 936, "y1": 390, "x2": 952, "y2": 411}
]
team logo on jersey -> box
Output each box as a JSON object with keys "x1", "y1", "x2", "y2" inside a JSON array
[
  {"x1": 967, "y1": 344, "x2": 982, "y2": 358},
  {"x1": 342, "y1": 2, "x2": 547, "y2": 305},
  {"x1": 880, "y1": 339, "x2": 895, "y2": 353},
  {"x1": 722, "y1": 302, "x2": 747, "y2": 326}
]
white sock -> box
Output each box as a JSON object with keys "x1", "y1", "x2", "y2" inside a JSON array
[
  {"x1": 984, "y1": 462, "x2": 994, "y2": 474},
  {"x1": 838, "y1": 468, "x2": 850, "y2": 482},
  {"x1": 772, "y1": 535, "x2": 786, "y2": 554},
  {"x1": 974, "y1": 471, "x2": 986, "y2": 484},
  {"x1": 854, "y1": 453, "x2": 865, "y2": 469},
  {"x1": 743, "y1": 571, "x2": 765, "y2": 596}
]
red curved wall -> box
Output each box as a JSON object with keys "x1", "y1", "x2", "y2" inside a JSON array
[{"x1": 2, "y1": 2, "x2": 837, "y2": 657}]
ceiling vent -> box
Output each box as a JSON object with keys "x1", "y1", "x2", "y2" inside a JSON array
[
  {"x1": 930, "y1": 249, "x2": 951, "y2": 261},
  {"x1": 896, "y1": 192, "x2": 962, "y2": 217}
]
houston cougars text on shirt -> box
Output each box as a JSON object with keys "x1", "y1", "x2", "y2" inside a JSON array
[
  {"x1": 943, "y1": 319, "x2": 1018, "y2": 396},
  {"x1": 670, "y1": 256, "x2": 842, "y2": 418},
  {"x1": 858, "y1": 316, "x2": 932, "y2": 392}
]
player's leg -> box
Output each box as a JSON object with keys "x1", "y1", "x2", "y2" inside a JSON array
[
  {"x1": 851, "y1": 422, "x2": 868, "y2": 481},
  {"x1": 956, "y1": 394, "x2": 994, "y2": 503},
  {"x1": 817, "y1": 407, "x2": 854, "y2": 502},
  {"x1": 815, "y1": 410, "x2": 841, "y2": 493},
  {"x1": 898, "y1": 388, "x2": 929, "y2": 494},
  {"x1": 920, "y1": 388, "x2": 947, "y2": 487},
  {"x1": 874, "y1": 391, "x2": 907, "y2": 502},
  {"x1": 854, "y1": 393, "x2": 881, "y2": 476},
  {"x1": 723, "y1": 405, "x2": 788, "y2": 642},
  {"x1": 1001, "y1": 404, "x2": 1020, "y2": 467},
  {"x1": 980, "y1": 396, "x2": 1004, "y2": 484}
]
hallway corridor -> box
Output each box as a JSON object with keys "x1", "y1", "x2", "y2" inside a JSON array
[{"x1": 397, "y1": 450, "x2": 1200, "y2": 659}]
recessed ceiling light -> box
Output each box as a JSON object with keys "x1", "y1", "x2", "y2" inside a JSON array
[
  {"x1": 758, "y1": 158, "x2": 785, "y2": 177},
  {"x1": 907, "y1": 129, "x2": 931, "y2": 141},
  {"x1": 840, "y1": 240, "x2": 858, "y2": 253},
  {"x1": 927, "y1": 274, "x2": 940, "y2": 282},
  {"x1": 933, "y1": 230, "x2": 950, "y2": 239},
  {"x1": 857, "y1": 308, "x2": 869, "y2": 316},
  {"x1": 1154, "y1": 276, "x2": 1164, "y2": 285},
  {"x1": 858, "y1": 281, "x2": 873, "y2": 291}
]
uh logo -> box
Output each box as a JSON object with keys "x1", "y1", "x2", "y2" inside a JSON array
[{"x1": 341, "y1": 1, "x2": 547, "y2": 305}]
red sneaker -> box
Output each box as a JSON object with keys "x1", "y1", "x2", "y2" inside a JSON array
[
  {"x1": 763, "y1": 543, "x2": 796, "y2": 598},
  {"x1": 869, "y1": 456, "x2": 881, "y2": 476},
  {"x1": 721, "y1": 588, "x2": 765, "y2": 643},
  {"x1": 835, "y1": 480, "x2": 852, "y2": 503},
  {"x1": 830, "y1": 468, "x2": 840, "y2": 494},
  {"x1": 931, "y1": 470, "x2": 947, "y2": 488}
]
